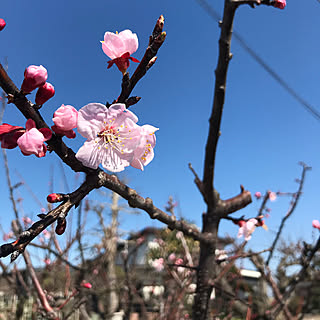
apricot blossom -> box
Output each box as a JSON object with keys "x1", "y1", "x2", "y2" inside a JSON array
[{"x1": 76, "y1": 103, "x2": 158, "y2": 172}]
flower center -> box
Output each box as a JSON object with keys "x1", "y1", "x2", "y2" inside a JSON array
[{"x1": 96, "y1": 123, "x2": 127, "y2": 154}]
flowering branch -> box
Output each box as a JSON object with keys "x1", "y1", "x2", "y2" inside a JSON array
[
  {"x1": 117, "y1": 15, "x2": 166, "y2": 105},
  {"x1": 266, "y1": 162, "x2": 311, "y2": 265}
]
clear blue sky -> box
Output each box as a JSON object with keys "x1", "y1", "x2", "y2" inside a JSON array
[{"x1": 1, "y1": 0, "x2": 320, "y2": 263}]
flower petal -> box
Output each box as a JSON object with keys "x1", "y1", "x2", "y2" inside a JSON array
[
  {"x1": 118, "y1": 30, "x2": 139, "y2": 55},
  {"x1": 75, "y1": 140, "x2": 104, "y2": 169},
  {"x1": 77, "y1": 103, "x2": 109, "y2": 140}
]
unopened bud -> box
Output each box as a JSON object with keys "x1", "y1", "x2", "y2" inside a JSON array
[
  {"x1": 147, "y1": 57, "x2": 157, "y2": 70},
  {"x1": 160, "y1": 31, "x2": 166, "y2": 42},
  {"x1": 238, "y1": 220, "x2": 246, "y2": 227},
  {"x1": 0, "y1": 19, "x2": 6, "y2": 31},
  {"x1": 21, "y1": 65, "x2": 48, "y2": 93},
  {"x1": 47, "y1": 193, "x2": 64, "y2": 203},
  {"x1": 35, "y1": 82, "x2": 55, "y2": 105},
  {"x1": 55, "y1": 218, "x2": 67, "y2": 235},
  {"x1": 81, "y1": 282, "x2": 92, "y2": 289}
]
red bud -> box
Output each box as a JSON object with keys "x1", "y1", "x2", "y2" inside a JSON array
[
  {"x1": 0, "y1": 19, "x2": 6, "y2": 31},
  {"x1": 47, "y1": 193, "x2": 64, "y2": 203},
  {"x1": 55, "y1": 218, "x2": 67, "y2": 235},
  {"x1": 35, "y1": 82, "x2": 55, "y2": 105}
]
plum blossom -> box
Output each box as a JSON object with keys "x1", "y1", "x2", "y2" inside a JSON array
[
  {"x1": 273, "y1": 0, "x2": 286, "y2": 9},
  {"x1": 254, "y1": 191, "x2": 262, "y2": 199},
  {"x1": 76, "y1": 103, "x2": 158, "y2": 172},
  {"x1": 168, "y1": 253, "x2": 176, "y2": 262},
  {"x1": 21, "y1": 65, "x2": 47, "y2": 93},
  {"x1": 101, "y1": 30, "x2": 140, "y2": 74},
  {"x1": 148, "y1": 240, "x2": 160, "y2": 250},
  {"x1": 269, "y1": 191, "x2": 277, "y2": 202},
  {"x1": 237, "y1": 219, "x2": 257, "y2": 241},
  {"x1": 312, "y1": 220, "x2": 320, "y2": 230},
  {"x1": 150, "y1": 258, "x2": 164, "y2": 272},
  {"x1": 17, "y1": 119, "x2": 52, "y2": 157},
  {"x1": 44, "y1": 258, "x2": 51, "y2": 266},
  {"x1": 3, "y1": 231, "x2": 13, "y2": 242},
  {"x1": 22, "y1": 216, "x2": 32, "y2": 226},
  {"x1": 52, "y1": 104, "x2": 78, "y2": 138}
]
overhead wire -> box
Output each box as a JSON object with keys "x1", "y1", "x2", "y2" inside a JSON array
[{"x1": 195, "y1": 0, "x2": 320, "y2": 121}]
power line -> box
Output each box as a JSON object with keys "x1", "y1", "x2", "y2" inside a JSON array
[{"x1": 195, "y1": 0, "x2": 320, "y2": 121}]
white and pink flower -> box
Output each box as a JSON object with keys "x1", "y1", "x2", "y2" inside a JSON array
[
  {"x1": 237, "y1": 219, "x2": 257, "y2": 241},
  {"x1": 75, "y1": 103, "x2": 158, "y2": 172},
  {"x1": 150, "y1": 258, "x2": 164, "y2": 272},
  {"x1": 312, "y1": 220, "x2": 320, "y2": 230},
  {"x1": 101, "y1": 30, "x2": 140, "y2": 74}
]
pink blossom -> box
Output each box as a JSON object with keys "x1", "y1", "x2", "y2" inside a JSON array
[
  {"x1": 151, "y1": 258, "x2": 164, "y2": 272},
  {"x1": 237, "y1": 218, "x2": 257, "y2": 241},
  {"x1": 93, "y1": 269, "x2": 99, "y2": 275},
  {"x1": 44, "y1": 258, "x2": 51, "y2": 266},
  {"x1": 175, "y1": 258, "x2": 183, "y2": 265},
  {"x1": 312, "y1": 220, "x2": 320, "y2": 230},
  {"x1": 81, "y1": 282, "x2": 92, "y2": 289},
  {"x1": 273, "y1": 0, "x2": 286, "y2": 9},
  {"x1": 52, "y1": 104, "x2": 78, "y2": 138},
  {"x1": 21, "y1": 65, "x2": 48, "y2": 93},
  {"x1": 101, "y1": 30, "x2": 140, "y2": 74},
  {"x1": 254, "y1": 192, "x2": 262, "y2": 199},
  {"x1": 3, "y1": 231, "x2": 13, "y2": 242},
  {"x1": 76, "y1": 103, "x2": 158, "y2": 172},
  {"x1": 168, "y1": 253, "x2": 176, "y2": 262},
  {"x1": 42, "y1": 229, "x2": 51, "y2": 239},
  {"x1": 0, "y1": 19, "x2": 6, "y2": 31},
  {"x1": 269, "y1": 191, "x2": 277, "y2": 202},
  {"x1": 35, "y1": 82, "x2": 55, "y2": 105},
  {"x1": 0, "y1": 123, "x2": 25, "y2": 149},
  {"x1": 22, "y1": 216, "x2": 32, "y2": 225},
  {"x1": 17, "y1": 119, "x2": 52, "y2": 157}
]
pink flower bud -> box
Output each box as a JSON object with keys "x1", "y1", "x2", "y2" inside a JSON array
[
  {"x1": 0, "y1": 19, "x2": 6, "y2": 31},
  {"x1": 52, "y1": 104, "x2": 78, "y2": 138},
  {"x1": 168, "y1": 253, "x2": 176, "y2": 262},
  {"x1": 312, "y1": 220, "x2": 320, "y2": 230},
  {"x1": 81, "y1": 282, "x2": 92, "y2": 289},
  {"x1": 35, "y1": 82, "x2": 55, "y2": 105},
  {"x1": 273, "y1": 0, "x2": 286, "y2": 9},
  {"x1": 21, "y1": 65, "x2": 48, "y2": 93},
  {"x1": 254, "y1": 192, "x2": 262, "y2": 199},
  {"x1": 44, "y1": 258, "x2": 51, "y2": 266},
  {"x1": 47, "y1": 193, "x2": 64, "y2": 203}
]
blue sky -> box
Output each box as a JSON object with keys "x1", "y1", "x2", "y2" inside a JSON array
[{"x1": 1, "y1": 0, "x2": 320, "y2": 264}]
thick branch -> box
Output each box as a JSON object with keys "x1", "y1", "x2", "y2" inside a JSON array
[
  {"x1": 217, "y1": 185, "x2": 252, "y2": 216},
  {"x1": 202, "y1": 1, "x2": 236, "y2": 206}
]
